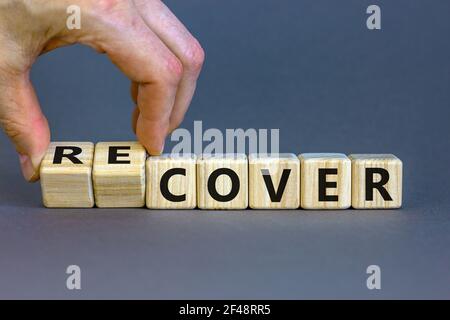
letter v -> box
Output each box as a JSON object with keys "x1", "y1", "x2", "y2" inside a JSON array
[{"x1": 261, "y1": 169, "x2": 291, "y2": 202}]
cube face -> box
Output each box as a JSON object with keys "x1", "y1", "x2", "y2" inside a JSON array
[
  {"x1": 93, "y1": 142, "x2": 146, "y2": 208},
  {"x1": 197, "y1": 154, "x2": 248, "y2": 209},
  {"x1": 249, "y1": 154, "x2": 300, "y2": 209},
  {"x1": 349, "y1": 154, "x2": 402, "y2": 209},
  {"x1": 299, "y1": 153, "x2": 351, "y2": 209},
  {"x1": 40, "y1": 142, "x2": 94, "y2": 208},
  {"x1": 146, "y1": 154, "x2": 197, "y2": 209}
]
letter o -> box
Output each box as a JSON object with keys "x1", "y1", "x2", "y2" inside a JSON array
[{"x1": 207, "y1": 168, "x2": 240, "y2": 202}]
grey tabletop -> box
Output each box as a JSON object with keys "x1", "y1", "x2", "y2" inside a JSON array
[{"x1": 1, "y1": 0, "x2": 449, "y2": 299}]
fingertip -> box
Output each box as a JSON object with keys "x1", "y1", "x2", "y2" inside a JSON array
[
  {"x1": 140, "y1": 137, "x2": 165, "y2": 155},
  {"x1": 16, "y1": 120, "x2": 49, "y2": 183},
  {"x1": 19, "y1": 153, "x2": 41, "y2": 182},
  {"x1": 136, "y1": 116, "x2": 168, "y2": 155},
  {"x1": 139, "y1": 138, "x2": 165, "y2": 156}
]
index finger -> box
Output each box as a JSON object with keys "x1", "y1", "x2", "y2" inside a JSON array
[{"x1": 82, "y1": 2, "x2": 182, "y2": 154}]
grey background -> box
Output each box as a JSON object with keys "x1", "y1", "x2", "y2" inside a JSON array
[{"x1": 1, "y1": 0, "x2": 449, "y2": 299}]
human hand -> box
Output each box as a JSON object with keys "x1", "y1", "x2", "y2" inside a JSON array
[{"x1": 0, "y1": 0, "x2": 204, "y2": 181}]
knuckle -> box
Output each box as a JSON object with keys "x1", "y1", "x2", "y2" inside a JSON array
[
  {"x1": 90, "y1": 0, "x2": 131, "y2": 31},
  {"x1": 181, "y1": 38, "x2": 205, "y2": 74},
  {"x1": 96, "y1": 0, "x2": 121, "y2": 13}
]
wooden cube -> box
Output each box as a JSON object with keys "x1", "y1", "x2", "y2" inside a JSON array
[
  {"x1": 299, "y1": 153, "x2": 351, "y2": 209},
  {"x1": 349, "y1": 154, "x2": 402, "y2": 209},
  {"x1": 249, "y1": 153, "x2": 300, "y2": 209},
  {"x1": 146, "y1": 154, "x2": 197, "y2": 209},
  {"x1": 197, "y1": 154, "x2": 248, "y2": 209},
  {"x1": 40, "y1": 142, "x2": 94, "y2": 208},
  {"x1": 93, "y1": 141, "x2": 146, "y2": 208}
]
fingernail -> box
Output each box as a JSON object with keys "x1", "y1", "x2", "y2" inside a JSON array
[{"x1": 19, "y1": 154, "x2": 40, "y2": 182}]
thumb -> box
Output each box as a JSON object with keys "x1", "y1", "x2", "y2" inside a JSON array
[{"x1": 0, "y1": 71, "x2": 50, "y2": 182}]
